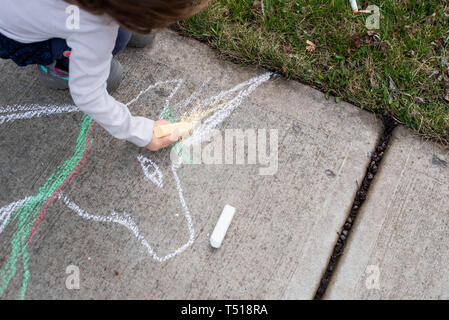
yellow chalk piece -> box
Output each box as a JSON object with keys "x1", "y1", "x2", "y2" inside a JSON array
[{"x1": 153, "y1": 122, "x2": 194, "y2": 138}]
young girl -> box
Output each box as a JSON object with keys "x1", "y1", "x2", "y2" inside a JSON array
[{"x1": 0, "y1": 0, "x2": 208, "y2": 151}]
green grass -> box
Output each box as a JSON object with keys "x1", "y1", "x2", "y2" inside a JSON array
[{"x1": 174, "y1": 0, "x2": 449, "y2": 144}]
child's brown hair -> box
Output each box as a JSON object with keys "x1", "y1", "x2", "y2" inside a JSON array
[{"x1": 64, "y1": 0, "x2": 209, "y2": 34}]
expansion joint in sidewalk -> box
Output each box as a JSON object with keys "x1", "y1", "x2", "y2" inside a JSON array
[{"x1": 314, "y1": 115, "x2": 398, "y2": 300}]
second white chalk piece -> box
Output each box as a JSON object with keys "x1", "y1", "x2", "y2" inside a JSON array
[
  {"x1": 210, "y1": 205, "x2": 236, "y2": 248},
  {"x1": 349, "y1": 0, "x2": 359, "y2": 13}
]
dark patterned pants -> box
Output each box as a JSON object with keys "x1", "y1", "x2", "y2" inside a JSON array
[{"x1": 0, "y1": 28, "x2": 131, "y2": 68}]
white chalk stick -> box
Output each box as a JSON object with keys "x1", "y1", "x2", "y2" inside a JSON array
[
  {"x1": 349, "y1": 0, "x2": 358, "y2": 13},
  {"x1": 210, "y1": 205, "x2": 236, "y2": 248}
]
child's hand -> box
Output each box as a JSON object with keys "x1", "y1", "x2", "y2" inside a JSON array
[{"x1": 145, "y1": 119, "x2": 181, "y2": 151}]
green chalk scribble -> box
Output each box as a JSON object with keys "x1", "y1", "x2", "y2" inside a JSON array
[
  {"x1": 1, "y1": 105, "x2": 193, "y2": 299},
  {"x1": 162, "y1": 108, "x2": 193, "y2": 164},
  {"x1": 0, "y1": 115, "x2": 94, "y2": 299}
]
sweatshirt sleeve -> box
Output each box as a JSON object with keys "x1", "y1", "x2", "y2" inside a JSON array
[{"x1": 66, "y1": 24, "x2": 154, "y2": 147}]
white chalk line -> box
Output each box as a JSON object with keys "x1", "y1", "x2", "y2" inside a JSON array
[
  {"x1": 182, "y1": 72, "x2": 273, "y2": 148},
  {"x1": 0, "y1": 78, "x2": 186, "y2": 126},
  {"x1": 58, "y1": 160, "x2": 194, "y2": 263},
  {"x1": 0, "y1": 105, "x2": 79, "y2": 125},
  {"x1": 0, "y1": 197, "x2": 31, "y2": 234},
  {"x1": 0, "y1": 104, "x2": 59, "y2": 113},
  {"x1": 137, "y1": 154, "x2": 164, "y2": 188},
  {"x1": 160, "y1": 79, "x2": 184, "y2": 120},
  {"x1": 173, "y1": 79, "x2": 210, "y2": 115},
  {"x1": 125, "y1": 79, "x2": 184, "y2": 108},
  {"x1": 199, "y1": 73, "x2": 271, "y2": 112}
]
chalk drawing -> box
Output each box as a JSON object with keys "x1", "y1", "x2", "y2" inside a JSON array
[
  {"x1": 0, "y1": 115, "x2": 95, "y2": 299},
  {"x1": 58, "y1": 160, "x2": 195, "y2": 263},
  {"x1": 137, "y1": 154, "x2": 164, "y2": 188},
  {"x1": 0, "y1": 104, "x2": 78, "y2": 124},
  {"x1": 0, "y1": 197, "x2": 31, "y2": 234},
  {"x1": 173, "y1": 79, "x2": 210, "y2": 112},
  {"x1": 0, "y1": 72, "x2": 272, "y2": 299},
  {"x1": 182, "y1": 72, "x2": 272, "y2": 148},
  {"x1": 60, "y1": 73, "x2": 272, "y2": 262}
]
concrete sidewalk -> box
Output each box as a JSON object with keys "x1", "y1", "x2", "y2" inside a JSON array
[
  {"x1": 326, "y1": 127, "x2": 449, "y2": 299},
  {"x1": 0, "y1": 30, "x2": 447, "y2": 300}
]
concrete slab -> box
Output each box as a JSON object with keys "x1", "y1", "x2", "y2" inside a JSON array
[
  {"x1": 326, "y1": 127, "x2": 449, "y2": 299},
  {"x1": 0, "y1": 30, "x2": 381, "y2": 299}
]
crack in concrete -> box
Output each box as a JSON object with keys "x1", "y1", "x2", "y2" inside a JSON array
[{"x1": 314, "y1": 115, "x2": 398, "y2": 300}]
